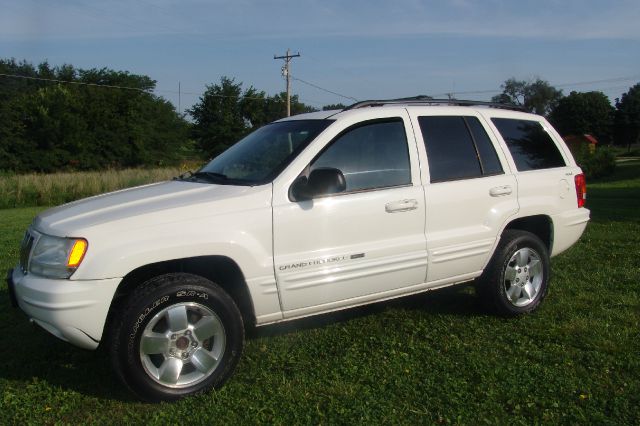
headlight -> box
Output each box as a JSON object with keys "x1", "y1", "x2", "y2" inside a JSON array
[{"x1": 29, "y1": 234, "x2": 88, "y2": 279}]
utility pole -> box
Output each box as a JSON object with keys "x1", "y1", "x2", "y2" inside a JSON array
[{"x1": 274, "y1": 49, "x2": 300, "y2": 117}]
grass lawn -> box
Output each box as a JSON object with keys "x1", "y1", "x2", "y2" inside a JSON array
[{"x1": 1, "y1": 162, "x2": 638, "y2": 424}]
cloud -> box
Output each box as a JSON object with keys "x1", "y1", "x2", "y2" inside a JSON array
[{"x1": 2, "y1": 0, "x2": 639, "y2": 41}]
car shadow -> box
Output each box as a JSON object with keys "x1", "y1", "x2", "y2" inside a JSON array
[
  {"x1": 0, "y1": 283, "x2": 485, "y2": 402},
  {"x1": 247, "y1": 283, "x2": 485, "y2": 339},
  {"x1": 0, "y1": 291, "x2": 139, "y2": 402}
]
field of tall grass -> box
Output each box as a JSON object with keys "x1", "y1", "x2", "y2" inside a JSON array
[{"x1": 0, "y1": 167, "x2": 191, "y2": 209}]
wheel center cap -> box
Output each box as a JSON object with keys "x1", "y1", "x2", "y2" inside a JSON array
[{"x1": 176, "y1": 336, "x2": 190, "y2": 350}]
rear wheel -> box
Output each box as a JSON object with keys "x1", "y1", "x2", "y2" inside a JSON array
[
  {"x1": 478, "y1": 230, "x2": 550, "y2": 316},
  {"x1": 109, "y1": 273, "x2": 244, "y2": 402}
]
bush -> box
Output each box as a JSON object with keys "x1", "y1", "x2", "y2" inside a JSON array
[{"x1": 574, "y1": 145, "x2": 617, "y2": 179}]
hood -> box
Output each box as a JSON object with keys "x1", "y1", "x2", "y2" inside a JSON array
[{"x1": 34, "y1": 180, "x2": 267, "y2": 236}]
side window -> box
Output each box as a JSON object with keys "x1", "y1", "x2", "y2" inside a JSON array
[
  {"x1": 310, "y1": 119, "x2": 411, "y2": 192},
  {"x1": 418, "y1": 116, "x2": 503, "y2": 183},
  {"x1": 491, "y1": 118, "x2": 566, "y2": 171}
]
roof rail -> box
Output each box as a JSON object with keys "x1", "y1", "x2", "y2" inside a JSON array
[{"x1": 343, "y1": 96, "x2": 527, "y2": 112}]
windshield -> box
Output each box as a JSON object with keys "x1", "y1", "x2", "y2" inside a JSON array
[{"x1": 194, "y1": 120, "x2": 332, "y2": 185}]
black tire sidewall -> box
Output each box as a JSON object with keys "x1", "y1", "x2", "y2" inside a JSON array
[{"x1": 116, "y1": 274, "x2": 243, "y2": 402}]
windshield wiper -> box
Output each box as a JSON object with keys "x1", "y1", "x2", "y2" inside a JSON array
[
  {"x1": 181, "y1": 170, "x2": 255, "y2": 186},
  {"x1": 191, "y1": 171, "x2": 229, "y2": 182}
]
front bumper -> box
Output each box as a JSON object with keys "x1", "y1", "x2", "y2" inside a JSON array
[{"x1": 8, "y1": 267, "x2": 121, "y2": 350}]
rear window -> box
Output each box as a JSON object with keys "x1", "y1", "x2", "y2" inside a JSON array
[{"x1": 491, "y1": 118, "x2": 566, "y2": 171}]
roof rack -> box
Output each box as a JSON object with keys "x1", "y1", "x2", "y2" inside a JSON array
[{"x1": 343, "y1": 96, "x2": 527, "y2": 112}]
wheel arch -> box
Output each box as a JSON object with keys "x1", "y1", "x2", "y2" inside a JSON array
[
  {"x1": 101, "y1": 256, "x2": 255, "y2": 347},
  {"x1": 501, "y1": 214, "x2": 553, "y2": 253}
]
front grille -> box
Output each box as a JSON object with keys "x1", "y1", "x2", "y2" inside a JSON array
[{"x1": 19, "y1": 231, "x2": 34, "y2": 274}]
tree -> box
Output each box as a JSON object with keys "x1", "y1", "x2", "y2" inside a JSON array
[
  {"x1": 614, "y1": 83, "x2": 640, "y2": 152},
  {"x1": 0, "y1": 59, "x2": 34, "y2": 170},
  {"x1": 189, "y1": 78, "x2": 316, "y2": 157},
  {"x1": 549, "y1": 91, "x2": 614, "y2": 143},
  {"x1": 189, "y1": 77, "x2": 253, "y2": 157},
  {"x1": 492, "y1": 78, "x2": 563, "y2": 116},
  {"x1": 266, "y1": 92, "x2": 316, "y2": 118},
  {"x1": 20, "y1": 85, "x2": 89, "y2": 171},
  {"x1": 239, "y1": 86, "x2": 271, "y2": 128},
  {"x1": 322, "y1": 103, "x2": 347, "y2": 111},
  {"x1": 0, "y1": 58, "x2": 190, "y2": 172}
]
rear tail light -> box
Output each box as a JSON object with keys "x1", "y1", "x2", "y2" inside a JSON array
[{"x1": 575, "y1": 173, "x2": 586, "y2": 208}]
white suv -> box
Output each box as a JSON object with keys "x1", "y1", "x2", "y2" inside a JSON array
[{"x1": 8, "y1": 98, "x2": 590, "y2": 401}]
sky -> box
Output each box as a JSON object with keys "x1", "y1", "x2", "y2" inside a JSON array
[{"x1": 2, "y1": 0, "x2": 640, "y2": 113}]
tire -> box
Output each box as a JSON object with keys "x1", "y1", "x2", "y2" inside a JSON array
[
  {"x1": 477, "y1": 230, "x2": 550, "y2": 316},
  {"x1": 109, "y1": 273, "x2": 244, "y2": 402}
]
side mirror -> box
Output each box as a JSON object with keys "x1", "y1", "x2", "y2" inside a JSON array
[
  {"x1": 289, "y1": 167, "x2": 346, "y2": 202},
  {"x1": 289, "y1": 175, "x2": 313, "y2": 201}
]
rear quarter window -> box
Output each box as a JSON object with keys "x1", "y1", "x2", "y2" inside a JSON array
[{"x1": 491, "y1": 118, "x2": 566, "y2": 171}]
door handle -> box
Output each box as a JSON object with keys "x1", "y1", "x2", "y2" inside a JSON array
[
  {"x1": 489, "y1": 185, "x2": 512, "y2": 197},
  {"x1": 385, "y1": 199, "x2": 418, "y2": 213}
]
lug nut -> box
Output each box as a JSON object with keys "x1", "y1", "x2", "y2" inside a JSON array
[
  {"x1": 516, "y1": 278, "x2": 520, "y2": 282},
  {"x1": 171, "y1": 334, "x2": 177, "y2": 340},
  {"x1": 191, "y1": 341, "x2": 198, "y2": 347},
  {"x1": 517, "y1": 268, "x2": 521, "y2": 273},
  {"x1": 185, "y1": 330, "x2": 191, "y2": 336},
  {"x1": 182, "y1": 352, "x2": 189, "y2": 359}
]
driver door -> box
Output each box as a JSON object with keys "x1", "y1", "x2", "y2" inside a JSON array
[{"x1": 272, "y1": 113, "x2": 428, "y2": 316}]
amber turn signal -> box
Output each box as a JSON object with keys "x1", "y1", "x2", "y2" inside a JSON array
[{"x1": 67, "y1": 239, "x2": 88, "y2": 267}]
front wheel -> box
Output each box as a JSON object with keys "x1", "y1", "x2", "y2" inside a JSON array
[
  {"x1": 477, "y1": 230, "x2": 550, "y2": 316},
  {"x1": 109, "y1": 273, "x2": 244, "y2": 402}
]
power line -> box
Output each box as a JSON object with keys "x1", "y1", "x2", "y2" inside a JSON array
[
  {"x1": 0, "y1": 73, "x2": 278, "y2": 101},
  {"x1": 433, "y1": 74, "x2": 640, "y2": 98},
  {"x1": 0, "y1": 72, "x2": 151, "y2": 92},
  {"x1": 554, "y1": 75, "x2": 640, "y2": 88},
  {"x1": 301, "y1": 52, "x2": 381, "y2": 90},
  {"x1": 431, "y1": 88, "x2": 501, "y2": 97},
  {"x1": 4, "y1": 70, "x2": 636, "y2": 108},
  {"x1": 290, "y1": 75, "x2": 358, "y2": 102}
]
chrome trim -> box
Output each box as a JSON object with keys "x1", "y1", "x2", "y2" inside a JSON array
[{"x1": 19, "y1": 231, "x2": 35, "y2": 274}]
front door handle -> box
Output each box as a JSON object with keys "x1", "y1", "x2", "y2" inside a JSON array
[
  {"x1": 489, "y1": 185, "x2": 513, "y2": 197},
  {"x1": 385, "y1": 199, "x2": 418, "y2": 213}
]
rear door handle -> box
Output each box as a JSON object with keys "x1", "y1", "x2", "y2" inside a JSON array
[
  {"x1": 489, "y1": 185, "x2": 513, "y2": 197},
  {"x1": 385, "y1": 199, "x2": 418, "y2": 213}
]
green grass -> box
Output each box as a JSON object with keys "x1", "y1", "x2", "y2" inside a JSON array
[
  {"x1": 1, "y1": 163, "x2": 639, "y2": 424},
  {"x1": 611, "y1": 143, "x2": 640, "y2": 158},
  {"x1": 0, "y1": 167, "x2": 189, "y2": 209}
]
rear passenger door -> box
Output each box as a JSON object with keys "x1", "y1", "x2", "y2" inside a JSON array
[{"x1": 408, "y1": 110, "x2": 519, "y2": 283}]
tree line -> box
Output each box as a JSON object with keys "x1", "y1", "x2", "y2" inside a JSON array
[
  {"x1": 0, "y1": 59, "x2": 190, "y2": 172},
  {"x1": 0, "y1": 59, "x2": 315, "y2": 173},
  {"x1": 491, "y1": 77, "x2": 640, "y2": 153},
  {"x1": 1, "y1": 58, "x2": 639, "y2": 174}
]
